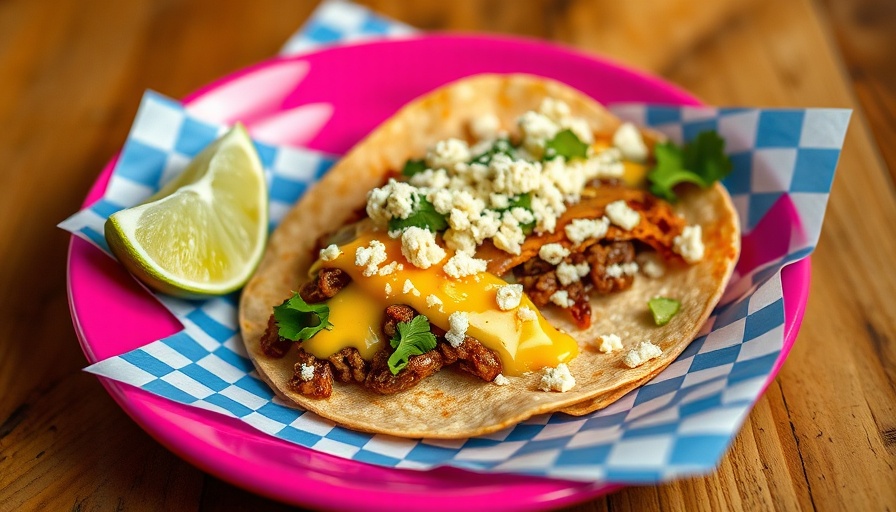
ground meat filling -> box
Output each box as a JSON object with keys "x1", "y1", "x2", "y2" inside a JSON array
[
  {"x1": 328, "y1": 347, "x2": 368, "y2": 384},
  {"x1": 586, "y1": 241, "x2": 637, "y2": 294},
  {"x1": 288, "y1": 348, "x2": 333, "y2": 399},
  {"x1": 364, "y1": 347, "x2": 444, "y2": 395},
  {"x1": 260, "y1": 314, "x2": 292, "y2": 358},
  {"x1": 299, "y1": 267, "x2": 351, "y2": 303}
]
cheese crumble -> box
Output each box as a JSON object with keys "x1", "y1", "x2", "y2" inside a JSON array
[
  {"x1": 605, "y1": 262, "x2": 639, "y2": 278},
  {"x1": 673, "y1": 225, "x2": 705, "y2": 263},
  {"x1": 425, "y1": 294, "x2": 444, "y2": 312},
  {"x1": 400, "y1": 227, "x2": 446, "y2": 269},
  {"x1": 539, "y1": 363, "x2": 576, "y2": 392},
  {"x1": 445, "y1": 311, "x2": 469, "y2": 348},
  {"x1": 320, "y1": 244, "x2": 342, "y2": 262},
  {"x1": 612, "y1": 122, "x2": 648, "y2": 163},
  {"x1": 637, "y1": 252, "x2": 666, "y2": 278},
  {"x1": 549, "y1": 290, "x2": 574, "y2": 308},
  {"x1": 299, "y1": 364, "x2": 315, "y2": 381},
  {"x1": 493, "y1": 373, "x2": 510, "y2": 386},
  {"x1": 597, "y1": 333, "x2": 623, "y2": 354},
  {"x1": 564, "y1": 217, "x2": 609, "y2": 245},
  {"x1": 605, "y1": 200, "x2": 641, "y2": 231},
  {"x1": 517, "y1": 306, "x2": 537, "y2": 322},
  {"x1": 556, "y1": 262, "x2": 590, "y2": 286},
  {"x1": 402, "y1": 279, "x2": 421, "y2": 297},
  {"x1": 496, "y1": 284, "x2": 524, "y2": 311},
  {"x1": 443, "y1": 251, "x2": 487, "y2": 279},
  {"x1": 623, "y1": 341, "x2": 663, "y2": 368},
  {"x1": 355, "y1": 240, "x2": 388, "y2": 277},
  {"x1": 539, "y1": 243, "x2": 570, "y2": 265}
]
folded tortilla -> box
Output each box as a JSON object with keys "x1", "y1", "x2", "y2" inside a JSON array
[{"x1": 239, "y1": 74, "x2": 740, "y2": 439}]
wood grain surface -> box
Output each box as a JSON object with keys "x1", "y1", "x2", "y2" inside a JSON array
[{"x1": 1, "y1": 0, "x2": 894, "y2": 510}]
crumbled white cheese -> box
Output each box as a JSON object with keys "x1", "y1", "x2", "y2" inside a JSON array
[
  {"x1": 490, "y1": 154, "x2": 541, "y2": 196},
  {"x1": 597, "y1": 333, "x2": 623, "y2": 354},
  {"x1": 539, "y1": 363, "x2": 576, "y2": 392},
  {"x1": 549, "y1": 290, "x2": 574, "y2": 308},
  {"x1": 637, "y1": 252, "x2": 666, "y2": 278},
  {"x1": 539, "y1": 243, "x2": 570, "y2": 265},
  {"x1": 493, "y1": 373, "x2": 510, "y2": 386},
  {"x1": 402, "y1": 279, "x2": 421, "y2": 297},
  {"x1": 496, "y1": 284, "x2": 524, "y2": 311},
  {"x1": 605, "y1": 200, "x2": 641, "y2": 231},
  {"x1": 470, "y1": 114, "x2": 501, "y2": 140},
  {"x1": 564, "y1": 217, "x2": 609, "y2": 245},
  {"x1": 445, "y1": 311, "x2": 469, "y2": 348},
  {"x1": 622, "y1": 341, "x2": 663, "y2": 368},
  {"x1": 518, "y1": 111, "x2": 560, "y2": 155},
  {"x1": 556, "y1": 262, "x2": 590, "y2": 286},
  {"x1": 612, "y1": 122, "x2": 648, "y2": 163},
  {"x1": 605, "y1": 262, "x2": 639, "y2": 279},
  {"x1": 673, "y1": 225, "x2": 705, "y2": 263},
  {"x1": 366, "y1": 179, "x2": 419, "y2": 225},
  {"x1": 319, "y1": 244, "x2": 342, "y2": 262},
  {"x1": 299, "y1": 364, "x2": 315, "y2": 381},
  {"x1": 517, "y1": 306, "x2": 537, "y2": 322},
  {"x1": 443, "y1": 252, "x2": 487, "y2": 279},
  {"x1": 426, "y1": 138, "x2": 472, "y2": 170},
  {"x1": 425, "y1": 294, "x2": 444, "y2": 312},
  {"x1": 400, "y1": 227, "x2": 446, "y2": 269},
  {"x1": 377, "y1": 261, "x2": 402, "y2": 276},
  {"x1": 384, "y1": 283, "x2": 392, "y2": 295},
  {"x1": 355, "y1": 240, "x2": 388, "y2": 277}
]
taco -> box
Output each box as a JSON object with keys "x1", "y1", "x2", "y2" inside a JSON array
[{"x1": 239, "y1": 74, "x2": 739, "y2": 439}]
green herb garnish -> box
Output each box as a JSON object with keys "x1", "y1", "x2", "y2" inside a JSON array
[
  {"x1": 472, "y1": 138, "x2": 517, "y2": 165},
  {"x1": 648, "y1": 297, "x2": 681, "y2": 326},
  {"x1": 401, "y1": 159, "x2": 427, "y2": 177},
  {"x1": 273, "y1": 293, "x2": 334, "y2": 341},
  {"x1": 387, "y1": 197, "x2": 448, "y2": 233},
  {"x1": 647, "y1": 130, "x2": 733, "y2": 202},
  {"x1": 498, "y1": 192, "x2": 536, "y2": 233},
  {"x1": 543, "y1": 129, "x2": 589, "y2": 161},
  {"x1": 388, "y1": 315, "x2": 438, "y2": 375}
]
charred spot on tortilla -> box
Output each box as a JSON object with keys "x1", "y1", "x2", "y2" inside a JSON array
[{"x1": 239, "y1": 74, "x2": 739, "y2": 439}]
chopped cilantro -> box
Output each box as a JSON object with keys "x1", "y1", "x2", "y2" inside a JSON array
[
  {"x1": 472, "y1": 138, "x2": 517, "y2": 165},
  {"x1": 647, "y1": 130, "x2": 733, "y2": 202},
  {"x1": 543, "y1": 129, "x2": 589, "y2": 161},
  {"x1": 648, "y1": 297, "x2": 681, "y2": 326},
  {"x1": 388, "y1": 315, "x2": 438, "y2": 375},
  {"x1": 401, "y1": 159, "x2": 427, "y2": 177},
  {"x1": 273, "y1": 292, "x2": 334, "y2": 341},
  {"x1": 500, "y1": 193, "x2": 536, "y2": 233},
  {"x1": 388, "y1": 197, "x2": 448, "y2": 233}
]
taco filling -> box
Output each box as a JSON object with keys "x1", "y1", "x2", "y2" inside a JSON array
[
  {"x1": 239, "y1": 74, "x2": 738, "y2": 439},
  {"x1": 258, "y1": 98, "x2": 705, "y2": 398}
]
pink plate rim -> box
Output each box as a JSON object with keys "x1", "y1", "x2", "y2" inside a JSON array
[{"x1": 66, "y1": 33, "x2": 811, "y2": 511}]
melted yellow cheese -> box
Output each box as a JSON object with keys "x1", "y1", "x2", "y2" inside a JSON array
[
  {"x1": 318, "y1": 233, "x2": 578, "y2": 376},
  {"x1": 300, "y1": 283, "x2": 385, "y2": 361}
]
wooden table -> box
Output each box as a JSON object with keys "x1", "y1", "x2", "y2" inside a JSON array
[{"x1": 2, "y1": 0, "x2": 894, "y2": 510}]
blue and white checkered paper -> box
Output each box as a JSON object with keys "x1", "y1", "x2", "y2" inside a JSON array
[{"x1": 59, "y1": 2, "x2": 850, "y2": 484}]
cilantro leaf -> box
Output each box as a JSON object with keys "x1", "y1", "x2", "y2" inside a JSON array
[
  {"x1": 472, "y1": 138, "x2": 517, "y2": 165},
  {"x1": 647, "y1": 130, "x2": 733, "y2": 202},
  {"x1": 543, "y1": 129, "x2": 589, "y2": 161},
  {"x1": 648, "y1": 297, "x2": 681, "y2": 326},
  {"x1": 498, "y1": 193, "x2": 536, "y2": 234},
  {"x1": 402, "y1": 159, "x2": 427, "y2": 177},
  {"x1": 273, "y1": 293, "x2": 334, "y2": 341},
  {"x1": 388, "y1": 197, "x2": 448, "y2": 233},
  {"x1": 388, "y1": 315, "x2": 438, "y2": 375}
]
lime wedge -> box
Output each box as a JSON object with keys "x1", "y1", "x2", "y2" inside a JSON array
[{"x1": 105, "y1": 124, "x2": 268, "y2": 297}]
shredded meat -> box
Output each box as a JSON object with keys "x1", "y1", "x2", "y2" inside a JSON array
[
  {"x1": 299, "y1": 267, "x2": 351, "y2": 303},
  {"x1": 479, "y1": 185, "x2": 687, "y2": 276},
  {"x1": 288, "y1": 348, "x2": 333, "y2": 399},
  {"x1": 364, "y1": 348, "x2": 444, "y2": 395},
  {"x1": 382, "y1": 304, "x2": 416, "y2": 338},
  {"x1": 585, "y1": 241, "x2": 637, "y2": 294},
  {"x1": 328, "y1": 347, "x2": 368, "y2": 383},
  {"x1": 259, "y1": 314, "x2": 292, "y2": 358}
]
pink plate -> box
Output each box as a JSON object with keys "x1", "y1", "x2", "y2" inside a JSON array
[{"x1": 67, "y1": 35, "x2": 810, "y2": 511}]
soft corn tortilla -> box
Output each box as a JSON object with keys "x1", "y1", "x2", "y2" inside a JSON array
[{"x1": 239, "y1": 74, "x2": 740, "y2": 439}]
